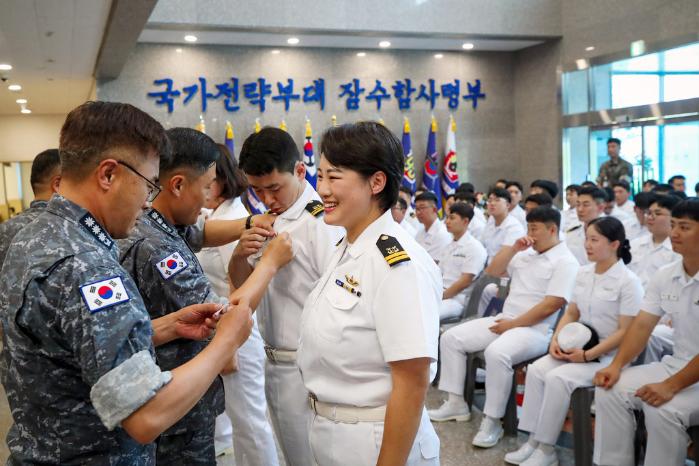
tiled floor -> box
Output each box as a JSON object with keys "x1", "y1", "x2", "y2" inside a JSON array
[{"x1": 0, "y1": 383, "x2": 577, "y2": 465}]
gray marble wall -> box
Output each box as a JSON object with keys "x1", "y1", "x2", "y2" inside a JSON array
[{"x1": 98, "y1": 43, "x2": 517, "y2": 191}]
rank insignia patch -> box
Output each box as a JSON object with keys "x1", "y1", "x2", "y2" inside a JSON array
[
  {"x1": 305, "y1": 200, "x2": 324, "y2": 217},
  {"x1": 376, "y1": 234, "x2": 411, "y2": 267}
]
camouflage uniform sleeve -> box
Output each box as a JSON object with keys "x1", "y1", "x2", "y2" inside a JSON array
[
  {"x1": 181, "y1": 215, "x2": 206, "y2": 253},
  {"x1": 54, "y1": 260, "x2": 170, "y2": 430}
]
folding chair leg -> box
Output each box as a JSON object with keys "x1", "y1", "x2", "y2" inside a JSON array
[
  {"x1": 503, "y1": 375, "x2": 518, "y2": 436},
  {"x1": 463, "y1": 353, "x2": 478, "y2": 408},
  {"x1": 571, "y1": 387, "x2": 593, "y2": 466}
]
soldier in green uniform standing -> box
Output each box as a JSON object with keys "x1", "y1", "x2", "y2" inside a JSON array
[{"x1": 597, "y1": 137, "x2": 633, "y2": 188}]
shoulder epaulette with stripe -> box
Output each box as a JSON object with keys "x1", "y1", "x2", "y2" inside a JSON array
[
  {"x1": 336, "y1": 237, "x2": 344, "y2": 246},
  {"x1": 305, "y1": 200, "x2": 324, "y2": 217},
  {"x1": 376, "y1": 234, "x2": 410, "y2": 267},
  {"x1": 566, "y1": 224, "x2": 582, "y2": 234}
]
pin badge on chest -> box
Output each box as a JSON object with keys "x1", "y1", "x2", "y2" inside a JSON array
[{"x1": 345, "y1": 274, "x2": 359, "y2": 287}]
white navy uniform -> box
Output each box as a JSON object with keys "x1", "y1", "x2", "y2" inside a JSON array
[
  {"x1": 439, "y1": 242, "x2": 579, "y2": 418},
  {"x1": 564, "y1": 220, "x2": 588, "y2": 265},
  {"x1": 298, "y1": 210, "x2": 442, "y2": 466},
  {"x1": 510, "y1": 204, "x2": 527, "y2": 228},
  {"x1": 196, "y1": 198, "x2": 279, "y2": 466},
  {"x1": 469, "y1": 207, "x2": 486, "y2": 241},
  {"x1": 519, "y1": 261, "x2": 643, "y2": 445},
  {"x1": 563, "y1": 208, "x2": 578, "y2": 233},
  {"x1": 611, "y1": 206, "x2": 644, "y2": 240},
  {"x1": 617, "y1": 199, "x2": 635, "y2": 216},
  {"x1": 481, "y1": 214, "x2": 526, "y2": 263},
  {"x1": 629, "y1": 234, "x2": 679, "y2": 363},
  {"x1": 594, "y1": 260, "x2": 699, "y2": 466},
  {"x1": 248, "y1": 181, "x2": 344, "y2": 466},
  {"x1": 438, "y1": 232, "x2": 487, "y2": 320},
  {"x1": 415, "y1": 218, "x2": 452, "y2": 263},
  {"x1": 399, "y1": 217, "x2": 418, "y2": 237}
]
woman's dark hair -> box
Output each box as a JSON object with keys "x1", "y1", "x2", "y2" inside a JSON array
[
  {"x1": 215, "y1": 144, "x2": 247, "y2": 200},
  {"x1": 587, "y1": 216, "x2": 632, "y2": 264},
  {"x1": 320, "y1": 121, "x2": 403, "y2": 211}
]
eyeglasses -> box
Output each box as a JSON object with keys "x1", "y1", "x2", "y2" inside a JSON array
[{"x1": 117, "y1": 160, "x2": 161, "y2": 202}]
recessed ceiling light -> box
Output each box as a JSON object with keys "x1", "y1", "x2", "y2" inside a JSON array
[
  {"x1": 585, "y1": 46, "x2": 595, "y2": 51},
  {"x1": 462, "y1": 42, "x2": 474, "y2": 50},
  {"x1": 21, "y1": 108, "x2": 31, "y2": 114},
  {"x1": 379, "y1": 41, "x2": 391, "y2": 48},
  {"x1": 287, "y1": 37, "x2": 300, "y2": 45},
  {"x1": 8, "y1": 84, "x2": 22, "y2": 91},
  {"x1": 271, "y1": 49, "x2": 281, "y2": 54},
  {"x1": 175, "y1": 48, "x2": 183, "y2": 53},
  {"x1": 184, "y1": 34, "x2": 197, "y2": 43},
  {"x1": 356, "y1": 52, "x2": 366, "y2": 57},
  {"x1": 16, "y1": 98, "x2": 27, "y2": 104},
  {"x1": 434, "y1": 53, "x2": 444, "y2": 59},
  {"x1": 0, "y1": 63, "x2": 12, "y2": 71}
]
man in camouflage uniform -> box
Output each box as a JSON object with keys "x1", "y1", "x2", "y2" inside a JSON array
[
  {"x1": 0, "y1": 101, "x2": 257, "y2": 465},
  {"x1": 597, "y1": 137, "x2": 633, "y2": 188},
  {"x1": 0, "y1": 148, "x2": 61, "y2": 267}
]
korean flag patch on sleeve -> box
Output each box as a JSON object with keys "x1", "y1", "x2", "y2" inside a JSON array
[
  {"x1": 155, "y1": 251, "x2": 188, "y2": 280},
  {"x1": 80, "y1": 276, "x2": 130, "y2": 313}
]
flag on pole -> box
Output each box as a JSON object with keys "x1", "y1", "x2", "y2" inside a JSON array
[
  {"x1": 331, "y1": 115, "x2": 338, "y2": 127},
  {"x1": 195, "y1": 115, "x2": 206, "y2": 133},
  {"x1": 224, "y1": 121, "x2": 234, "y2": 154},
  {"x1": 280, "y1": 119, "x2": 288, "y2": 132},
  {"x1": 441, "y1": 115, "x2": 459, "y2": 197},
  {"x1": 422, "y1": 116, "x2": 443, "y2": 215},
  {"x1": 401, "y1": 117, "x2": 416, "y2": 198},
  {"x1": 254, "y1": 118, "x2": 261, "y2": 134},
  {"x1": 303, "y1": 118, "x2": 317, "y2": 189}
]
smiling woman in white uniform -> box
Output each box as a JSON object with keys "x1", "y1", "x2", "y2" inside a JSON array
[
  {"x1": 505, "y1": 216, "x2": 643, "y2": 466},
  {"x1": 297, "y1": 122, "x2": 442, "y2": 466}
]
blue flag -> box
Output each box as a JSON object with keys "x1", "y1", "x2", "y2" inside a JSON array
[
  {"x1": 422, "y1": 116, "x2": 443, "y2": 215},
  {"x1": 401, "y1": 117, "x2": 416, "y2": 200}
]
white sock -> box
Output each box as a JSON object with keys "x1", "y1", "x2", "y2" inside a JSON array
[
  {"x1": 447, "y1": 392, "x2": 467, "y2": 406},
  {"x1": 526, "y1": 437, "x2": 539, "y2": 448},
  {"x1": 538, "y1": 443, "x2": 554, "y2": 455}
]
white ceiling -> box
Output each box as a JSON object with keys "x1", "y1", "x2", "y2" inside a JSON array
[
  {"x1": 0, "y1": 0, "x2": 112, "y2": 115},
  {"x1": 139, "y1": 28, "x2": 543, "y2": 52}
]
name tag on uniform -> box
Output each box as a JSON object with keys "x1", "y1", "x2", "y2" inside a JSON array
[
  {"x1": 80, "y1": 276, "x2": 130, "y2": 313},
  {"x1": 156, "y1": 252, "x2": 188, "y2": 280},
  {"x1": 660, "y1": 292, "x2": 679, "y2": 301}
]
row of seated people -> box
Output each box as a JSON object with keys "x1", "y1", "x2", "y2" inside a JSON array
[{"x1": 394, "y1": 181, "x2": 696, "y2": 466}]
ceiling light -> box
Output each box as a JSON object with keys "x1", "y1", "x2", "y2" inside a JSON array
[
  {"x1": 356, "y1": 52, "x2": 366, "y2": 57},
  {"x1": 0, "y1": 63, "x2": 12, "y2": 71},
  {"x1": 184, "y1": 34, "x2": 197, "y2": 43},
  {"x1": 271, "y1": 49, "x2": 281, "y2": 54},
  {"x1": 15, "y1": 98, "x2": 27, "y2": 104},
  {"x1": 21, "y1": 108, "x2": 31, "y2": 114},
  {"x1": 287, "y1": 37, "x2": 300, "y2": 45},
  {"x1": 8, "y1": 84, "x2": 22, "y2": 91},
  {"x1": 434, "y1": 53, "x2": 444, "y2": 59},
  {"x1": 585, "y1": 46, "x2": 595, "y2": 51},
  {"x1": 379, "y1": 41, "x2": 391, "y2": 48},
  {"x1": 175, "y1": 48, "x2": 183, "y2": 53},
  {"x1": 462, "y1": 42, "x2": 474, "y2": 50}
]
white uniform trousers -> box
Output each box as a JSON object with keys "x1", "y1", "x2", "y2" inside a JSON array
[
  {"x1": 439, "y1": 297, "x2": 464, "y2": 320},
  {"x1": 518, "y1": 354, "x2": 610, "y2": 445},
  {"x1": 477, "y1": 283, "x2": 498, "y2": 317},
  {"x1": 216, "y1": 319, "x2": 279, "y2": 466},
  {"x1": 643, "y1": 324, "x2": 674, "y2": 364},
  {"x1": 438, "y1": 316, "x2": 550, "y2": 418},
  {"x1": 309, "y1": 408, "x2": 439, "y2": 466},
  {"x1": 594, "y1": 359, "x2": 699, "y2": 466},
  {"x1": 266, "y1": 360, "x2": 312, "y2": 466}
]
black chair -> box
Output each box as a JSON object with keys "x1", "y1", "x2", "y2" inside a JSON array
[{"x1": 570, "y1": 387, "x2": 594, "y2": 466}]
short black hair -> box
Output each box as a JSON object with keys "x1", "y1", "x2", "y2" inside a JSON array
[
  {"x1": 525, "y1": 192, "x2": 553, "y2": 207},
  {"x1": 239, "y1": 127, "x2": 300, "y2": 176},
  {"x1": 505, "y1": 181, "x2": 523, "y2": 192},
  {"x1": 607, "y1": 137, "x2": 621, "y2": 146},
  {"x1": 215, "y1": 144, "x2": 247, "y2": 200},
  {"x1": 668, "y1": 175, "x2": 686, "y2": 184},
  {"x1": 588, "y1": 216, "x2": 632, "y2": 264},
  {"x1": 399, "y1": 186, "x2": 413, "y2": 196},
  {"x1": 488, "y1": 188, "x2": 511, "y2": 204},
  {"x1": 496, "y1": 178, "x2": 508, "y2": 185},
  {"x1": 565, "y1": 184, "x2": 582, "y2": 194},
  {"x1": 415, "y1": 191, "x2": 439, "y2": 206},
  {"x1": 579, "y1": 186, "x2": 607, "y2": 203},
  {"x1": 454, "y1": 191, "x2": 476, "y2": 205},
  {"x1": 643, "y1": 179, "x2": 659, "y2": 188},
  {"x1": 162, "y1": 128, "x2": 219, "y2": 175},
  {"x1": 581, "y1": 181, "x2": 597, "y2": 188},
  {"x1": 526, "y1": 206, "x2": 561, "y2": 230},
  {"x1": 320, "y1": 122, "x2": 403, "y2": 212},
  {"x1": 456, "y1": 182, "x2": 475, "y2": 194},
  {"x1": 652, "y1": 183, "x2": 673, "y2": 194},
  {"x1": 633, "y1": 192, "x2": 657, "y2": 210},
  {"x1": 603, "y1": 187, "x2": 614, "y2": 202},
  {"x1": 670, "y1": 190, "x2": 688, "y2": 200},
  {"x1": 612, "y1": 180, "x2": 631, "y2": 192},
  {"x1": 394, "y1": 197, "x2": 408, "y2": 210},
  {"x1": 445, "y1": 193, "x2": 455, "y2": 201},
  {"x1": 672, "y1": 198, "x2": 699, "y2": 222},
  {"x1": 30, "y1": 148, "x2": 60, "y2": 192},
  {"x1": 651, "y1": 194, "x2": 681, "y2": 212},
  {"x1": 530, "y1": 179, "x2": 559, "y2": 199},
  {"x1": 449, "y1": 202, "x2": 474, "y2": 221}
]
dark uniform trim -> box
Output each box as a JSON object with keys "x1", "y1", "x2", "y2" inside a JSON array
[
  {"x1": 335, "y1": 237, "x2": 344, "y2": 246},
  {"x1": 79, "y1": 213, "x2": 114, "y2": 249},
  {"x1": 376, "y1": 234, "x2": 411, "y2": 267},
  {"x1": 148, "y1": 209, "x2": 176, "y2": 235},
  {"x1": 305, "y1": 200, "x2": 324, "y2": 217},
  {"x1": 566, "y1": 224, "x2": 582, "y2": 233}
]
